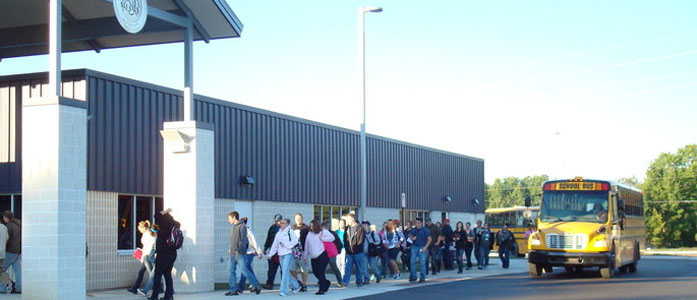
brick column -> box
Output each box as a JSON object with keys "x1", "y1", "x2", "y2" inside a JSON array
[
  {"x1": 161, "y1": 121, "x2": 215, "y2": 293},
  {"x1": 22, "y1": 97, "x2": 87, "y2": 300}
]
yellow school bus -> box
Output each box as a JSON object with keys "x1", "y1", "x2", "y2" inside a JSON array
[
  {"x1": 485, "y1": 206, "x2": 539, "y2": 256},
  {"x1": 527, "y1": 177, "x2": 646, "y2": 279}
]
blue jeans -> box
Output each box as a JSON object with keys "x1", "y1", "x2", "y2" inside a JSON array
[
  {"x1": 229, "y1": 253, "x2": 259, "y2": 292},
  {"x1": 280, "y1": 254, "x2": 300, "y2": 295},
  {"x1": 498, "y1": 245, "x2": 510, "y2": 268},
  {"x1": 364, "y1": 255, "x2": 383, "y2": 282},
  {"x1": 237, "y1": 254, "x2": 259, "y2": 292},
  {"x1": 342, "y1": 252, "x2": 366, "y2": 285},
  {"x1": 3, "y1": 253, "x2": 20, "y2": 291},
  {"x1": 478, "y1": 246, "x2": 490, "y2": 267},
  {"x1": 409, "y1": 246, "x2": 428, "y2": 280}
]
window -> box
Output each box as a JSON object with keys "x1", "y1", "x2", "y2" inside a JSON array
[
  {"x1": 400, "y1": 209, "x2": 428, "y2": 226},
  {"x1": 313, "y1": 205, "x2": 356, "y2": 230},
  {"x1": 0, "y1": 194, "x2": 21, "y2": 219},
  {"x1": 118, "y1": 195, "x2": 159, "y2": 252}
]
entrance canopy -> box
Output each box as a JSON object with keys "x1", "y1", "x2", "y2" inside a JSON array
[{"x1": 0, "y1": 0, "x2": 243, "y2": 59}]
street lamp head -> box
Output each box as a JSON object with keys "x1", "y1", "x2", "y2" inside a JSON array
[{"x1": 363, "y1": 6, "x2": 383, "y2": 13}]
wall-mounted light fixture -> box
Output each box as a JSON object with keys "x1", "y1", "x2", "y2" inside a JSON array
[
  {"x1": 240, "y1": 175, "x2": 255, "y2": 187},
  {"x1": 472, "y1": 198, "x2": 481, "y2": 206},
  {"x1": 160, "y1": 129, "x2": 193, "y2": 153},
  {"x1": 443, "y1": 195, "x2": 452, "y2": 202}
]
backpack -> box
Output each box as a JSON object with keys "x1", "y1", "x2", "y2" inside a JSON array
[
  {"x1": 368, "y1": 232, "x2": 386, "y2": 257},
  {"x1": 331, "y1": 230, "x2": 343, "y2": 254},
  {"x1": 288, "y1": 231, "x2": 303, "y2": 259},
  {"x1": 166, "y1": 226, "x2": 184, "y2": 250}
]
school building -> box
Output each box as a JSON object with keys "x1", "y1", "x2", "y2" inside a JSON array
[{"x1": 0, "y1": 0, "x2": 484, "y2": 298}]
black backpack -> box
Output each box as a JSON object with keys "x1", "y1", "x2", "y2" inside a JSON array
[
  {"x1": 330, "y1": 230, "x2": 343, "y2": 254},
  {"x1": 368, "y1": 232, "x2": 386, "y2": 257},
  {"x1": 166, "y1": 226, "x2": 184, "y2": 250}
]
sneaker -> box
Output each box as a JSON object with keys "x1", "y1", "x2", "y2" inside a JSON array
[
  {"x1": 315, "y1": 291, "x2": 325, "y2": 295},
  {"x1": 254, "y1": 288, "x2": 261, "y2": 295},
  {"x1": 279, "y1": 293, "x2": 288, "y2": 297},
  {"x1": 408, "y1": 278, "x2": 416, "y2": 283},
  {"x1": 336, "y1": 282, "x2": 345, "y2": 288},
  {"x1": 478, "y1": 266, "x2": 483, "y2": 270},
  {"x1": 299, "y1": 285, "x2": 307, "y2": 292},
  {"x1": 291, "y1": 288, "x2": 299, "y2": 294},
  {"x1": 137, "y1": 289, "x2": 147, "y2": 296},
  {"x1": 418, "y1": 278, "x2": 426, "y2": 283},
  {"x1": 224, "y1": 291, "x2": 240, "y2": 296},
  {"x1": 262, "y1": 284, "x2": 274, "y2": 290},
  {"x1": 396, "y1": 273, "x2": 402, "y2": 280},
  {"x1": 127, "y1": 288, "x2": 138, "y2": 295}
]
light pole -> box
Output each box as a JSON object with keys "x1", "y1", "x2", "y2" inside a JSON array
[{"x1": 359, "y1": 6, "x2": 382, "y2": 221}]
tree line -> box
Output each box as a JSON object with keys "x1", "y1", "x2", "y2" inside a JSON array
[{"x1": 485, "y1": 144, "x2": 697, "y2": 248}]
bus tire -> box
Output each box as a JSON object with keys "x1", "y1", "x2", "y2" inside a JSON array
[
  {"x1": 544, "y1": 265, "x2": 553, "y2": 274},
  {"x1": 628, "y1": 262, "x2": 638, "y2": 273},
  {"x1": 528, "y1": 263, "x2": 543, "y2": 277},
  {"x1": 600, "y1": 267, "x2": 614, "y2": 279},
  {"x1": 618, "y1": 265, "x2": 628, "y2": 273},
  {"x1": 565, "y1": 267, "x2": 573, "y2": 273}
]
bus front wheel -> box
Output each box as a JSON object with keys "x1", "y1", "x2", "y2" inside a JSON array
[
  {"x1": 628, "y1": 262, "x2": 638, "y2": 273},
  {"x1": 528, "y1": 263, "x2": 543, "y2": 277},
  {"x1": 600, "y1": 267, "x2": 614, "y2": 279}
]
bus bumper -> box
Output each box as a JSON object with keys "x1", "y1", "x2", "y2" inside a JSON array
[{"x1": 528, "y1": 250, "x2": 611, "y2": 267}]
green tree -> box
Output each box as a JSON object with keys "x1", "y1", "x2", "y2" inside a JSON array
[
  {"x1": 642, "y1": 145, "x2": 697, "y2": 248},
  {"x1": 486, "y1": 175, "x2": 549, "y2": 208}
]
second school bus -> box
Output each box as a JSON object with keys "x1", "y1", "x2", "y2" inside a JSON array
[{"x1": 527, "y1": 177, "x2": 646, "y2": 279}]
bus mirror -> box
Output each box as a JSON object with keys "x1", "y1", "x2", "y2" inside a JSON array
[{"x1": 524, "y1": 196, "x2": 532, "y2": 207}]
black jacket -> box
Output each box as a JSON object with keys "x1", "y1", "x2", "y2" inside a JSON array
[
  {"x1": 154, "y1": 212, "x2": 180, "y2": 257},
  {"x1": 264, "y1": 223, "x2": 280, "y2": 252},
  {"x1": 343, "y1": 224, "x2": 365, "y2": 254}
]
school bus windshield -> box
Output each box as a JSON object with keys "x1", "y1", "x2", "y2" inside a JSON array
[{"x1": 540, "y1": 190, "x2": 609, "y2": 223}]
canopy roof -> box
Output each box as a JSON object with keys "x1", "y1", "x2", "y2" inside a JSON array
[{"x1": 0, "y1": 0, "x2": 243, "y2": 59}]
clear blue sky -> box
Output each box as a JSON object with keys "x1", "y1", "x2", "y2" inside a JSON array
[{"x1": 2, "y1": 0, "x2": 696, "y2": 184}]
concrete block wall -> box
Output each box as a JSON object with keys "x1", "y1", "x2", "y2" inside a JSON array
[
  {"x1": 22, "y1": 102, "x2": 87, "y2": 300},
  {"x1": 163, "y1": 122, "x2": 215, "y2": 293},
  {"x1": 86, "y1": 191, "x2": 141, "y2": 291}
]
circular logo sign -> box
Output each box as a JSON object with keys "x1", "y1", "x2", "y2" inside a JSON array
[{"x1": 114, "y1": 0, "x2": 148, "y2": 34}]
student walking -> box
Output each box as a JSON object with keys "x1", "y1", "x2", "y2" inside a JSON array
[
  {"x1": 267, "y1": 219, "x2": 302, "y2": 296},
  {"x1": 497, "y1": 223, "x2": 515, "y2": 269},
  {"x1": 441, "y1": 219, "x2": 454, "y2": 270},
  {"x1": 262, "y1": 214, "x2": 283, "y2": 290},
  {"x1": 290, "y1": 213, "x2": 310, "y2": 292},
  {"x1": 425, "y1": 218, "x2": 442, "y2": 275},
  {"x1": 408, "y1": 218, "x2": 432, "y2": 283},
  {"x1": 235, "y1": 217, "x2": 264, "y2": 294},
  {"x1": 453, "y1": 221, "x2": 466, "y2": 273},
  {"x1": 304, "y1": 220, "x2": 335, "y2": 295},
  {"x1": 475, "y1": 223, "x2": 492, "y2": 270},
  {"x1": 382, "y1": 221, "x2": 403, "y2": 279},
  {"x1": 225, "y1": 211, "x2": 261, "y2": 296},
  {"x1": 128, "y1": 220, "x2": 157, "y2": 295},
  {"x1": 149, "y1": 209, "x2": 180, "y2": 300},
  {"x1": 473, "y1": 220, "x2": 483, "y2": 267},
  {"x1": 0, "y1": 221, "x2": 11, "y2": 294},
  {"x1": 342, "y1": 213, "x2": 366, "y2": 287},
  {"x1": 321, "y1": 223, "x2": 345, "y2": 287},
  {"x1": 2, "y1": 211, "x2": 20, "y2": 294},
  {"x1": 362, "y1": 221, "x2": 384, "y2": 284},
  {"x1": 335, "y1": 219, "x2": 347, "y2": 279}
]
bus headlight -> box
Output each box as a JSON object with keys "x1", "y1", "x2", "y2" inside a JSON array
[
  {"x1": 593, "y1": 239, "x2": 608, "y2": 248},
  {"x1": 531, "y1": 239, "x2": 541, "y2": 246},
  {"x1": 529, "y1": 232, "x2": 542, "y2": 246}
]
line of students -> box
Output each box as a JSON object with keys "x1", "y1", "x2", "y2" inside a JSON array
[{"x1": 127, "y1": 210, "x2": 516, "y2": 299}]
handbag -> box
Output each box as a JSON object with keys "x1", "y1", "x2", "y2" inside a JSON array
[
  {"x1": 132, "y1": 248, "x2": 143, "y2": 261},
  {"x1": 288, "y1": 231, "x2": 303, "y2": 259},
  {"x1": 324, "y1": 241, "x2": 338, "y2": 258}
]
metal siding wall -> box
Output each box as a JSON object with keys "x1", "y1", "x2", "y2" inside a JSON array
[
  {"x1": 0, "y1": 70, "x2": 483, "y2": 212},
  {"x1": 85, "y1": 74, "x2": 181, "y2": 195},
  {"x1": 0, "y1": 74, "x2": 85, "y2": 194}
]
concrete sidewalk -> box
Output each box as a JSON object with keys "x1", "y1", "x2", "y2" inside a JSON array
[{"x1": 3, "y1": 258, "x2": 527, "y2": 300}]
